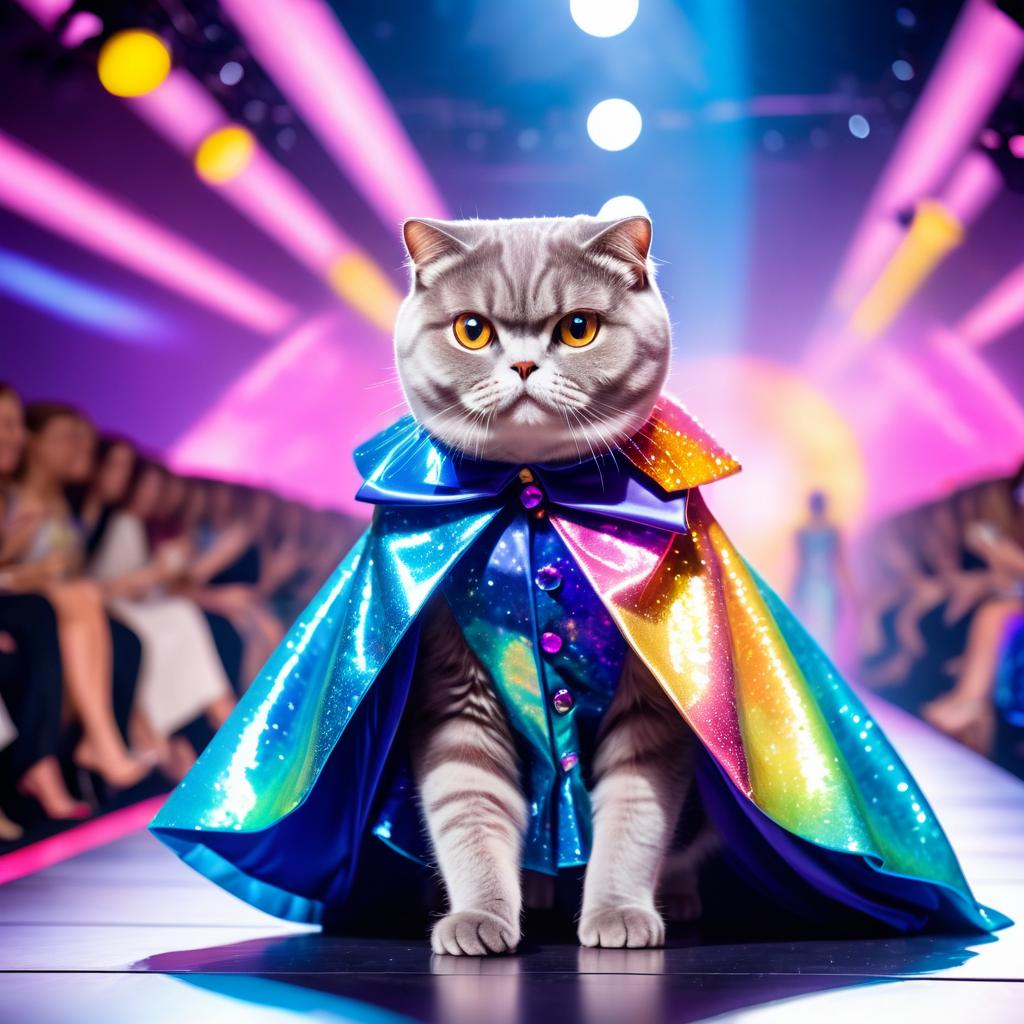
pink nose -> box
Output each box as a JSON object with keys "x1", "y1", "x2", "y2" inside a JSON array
[{"x1": 511, "y1": 361, "x2": 538, "y2": 381}]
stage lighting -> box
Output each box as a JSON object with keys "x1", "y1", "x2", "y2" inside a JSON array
[
  {"x1": 327, "y1": 252, "x2": 402, "y2": 332},
  {"x1": 194, "y1": 125, "x2": 256, "y2": 184},
  {"x1": 848, "y1": 114, "x2": 871, "y2": 139},
  {"x1": 1010, "y1": 135, "x2": 1024, "y2": 158},
  {"x1": 597, "y1": 195, "x2": 648, "y2": 219},
  {"x1": 891, "y1": 59, "x2": 914, "y2": 81},
  {"x1": 97, "y1": 29, "x2": 172, "y2": 98},
  {"x1": 570, "y1": 0, "x2": 639, "y2": 38},
  {"x1": 219, "y1": 61, "x2": 244, "y2": 86},
  {"x1": 587, "y1": 98, "x2": 642, "y2": 151}
]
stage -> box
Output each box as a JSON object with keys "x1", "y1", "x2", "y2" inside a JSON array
[{"x1": 0, "y1": 699, "x2": 1021, "y2": 1024}]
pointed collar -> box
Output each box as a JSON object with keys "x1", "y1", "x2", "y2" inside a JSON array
[{"x1": 352, "y1": 395, "x2": 740, "y2": 533}]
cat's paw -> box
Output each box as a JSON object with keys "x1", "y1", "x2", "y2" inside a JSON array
[
  {"x1": 578, "y1": 906, "x2": 665, "y2": 948},
  {"x1": 431, "y1": 910, "x2": 520, "y2": 956}
]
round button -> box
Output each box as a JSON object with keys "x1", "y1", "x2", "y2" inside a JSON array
[
  {"x1": 519, "y1": 484, "x2": 543, "y2": 509},
  {"x1": 559, "y1": 751, "x2": 580, "y2": 772},
  {"x1": 534, "y1": 564, "x2": 562, "y2": 591},
  {"x1": 552, "y1": 688, "x2": 573, "y2": 714},
  {"x1": 541, "y1": 631, "x2": 563, "y2": 654}
]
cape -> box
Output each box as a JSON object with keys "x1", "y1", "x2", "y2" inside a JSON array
[{"x1": 150, "y1": 396, "x2": 1008, "y2": 934}]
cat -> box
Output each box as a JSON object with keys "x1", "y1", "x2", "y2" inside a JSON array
[{"x1": 396, "y1": 215, "x2": 698, "y2": 955}]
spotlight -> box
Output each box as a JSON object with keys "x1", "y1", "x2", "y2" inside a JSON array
[
  {"x1": 60, "y1": 12, "x2": 103, "y2": 49},
  {"x1": 194, "y1": 125, "x2": 256, "y2": 184},
  {"x1": 219, "y1": 61, "x2": 244, "y2": 86},
  {"x1": 891, "y1": 59, "x2": 914, "y2": 81},
  {"x1": 97, "y1": 29, "x2": 172, "y2": 98},
  {"x1": 848, "y1": 114, "x2": 871, "y2": 139},
  {"x1": 597, "y1": 195, "x2": 648, "y2": 219},
  {"x1": 587, "y1": 98, "x2": 642, "y2": 151},
  {"x1": 569, "y1": 0, "x2": 639, "y2": 38},
  {"x1": 1010, "y1": 135, "x2": 1024, "y2": 159}
]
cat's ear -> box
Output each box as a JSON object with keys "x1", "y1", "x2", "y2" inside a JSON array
[
  {"x1": 583, "y1": 216, "x2": 653, "y2": 288},
  {"x1": 402, "y1": 219, "x2": 470, "y2": 282}
]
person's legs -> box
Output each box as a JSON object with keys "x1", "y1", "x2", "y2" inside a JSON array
[
  {"x1": 45, "y1": 582, "x2": 150, "y2": 788},
  {"x1": 0, "y1": 593, "x2": 88, "y2": 819}
]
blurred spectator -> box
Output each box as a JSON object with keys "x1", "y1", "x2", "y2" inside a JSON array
[
  {"x1": 0, "y1": 396, "x2": 152, "y2": 793},
  {"x1": 89, "y1": 453, "x2": 237, "y2": 780}
]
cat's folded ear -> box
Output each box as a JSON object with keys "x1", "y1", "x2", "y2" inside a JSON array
[
  {"x1": 583, "y1": 216, "x2": 653, "y2": 288},
  {"x1": 402, "y1": 219, "x2": 471, "y2": 284}
]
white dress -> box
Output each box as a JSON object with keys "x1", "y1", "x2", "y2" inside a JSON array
[{"x1": 90, "y1": 513, "x2": 233, "y2": 736}]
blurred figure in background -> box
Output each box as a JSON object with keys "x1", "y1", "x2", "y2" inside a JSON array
[
  {"x1": 791, "y1": 490, "x2": 850, "y2": 656},
  {"x1": 923, "y1": 464, "x2": 1024, "y2": 757},
  {"x1": 0, "y1": 399, "x2": 151, "y2": 792},
  {"x1": 90, "y1": 454, "x2": 236, "y2": 779},
  {"x1": 178, "y1": 481, "x2": 284, "y2": 685}
]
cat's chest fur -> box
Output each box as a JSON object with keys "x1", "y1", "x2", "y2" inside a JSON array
[{"x1": 439, "y1": 508, "x2": 626, "y2": 870}]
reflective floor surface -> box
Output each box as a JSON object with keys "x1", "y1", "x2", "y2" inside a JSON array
[{"x1": 1, "y1": 699, "x2": 1021, "y2": 1023}]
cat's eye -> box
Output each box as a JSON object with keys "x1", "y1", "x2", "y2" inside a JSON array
[
  {"x1": 453, "y1": 312, "x2": 494, "y2": 350},
  {"x1": 557, "y1": 310, "x2": 600, "y2": 348}
]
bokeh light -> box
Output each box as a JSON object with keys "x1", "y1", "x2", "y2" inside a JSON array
[
  {"x1": 219, "y1": 60, "x2": 244, "y2": 86},
  {"x1": 848, "y1": 114, "x2": 871, "y2": 139},
  {"x1": 97, "y1": 29, "x2": 172, "y2": 98},
  {"x1": 891, "y1": 59, "x2": 914, "y2": 81},
  {"x1": 597, "y1": 194, "x2": 649, "y2": 219},
  {"x1": 194, "y1": 124, "x2": 257, "y2": 184},
  {"x1": 569, "y1": 0, "x2": 639, "y2": 38},
  {"x1": 586, "y1": 98, "x2": 642, "y2": 151}
]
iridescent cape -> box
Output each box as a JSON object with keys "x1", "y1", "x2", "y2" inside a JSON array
[{"x1": 151, "y1": 397, "x2": 1007, "y2": 934}]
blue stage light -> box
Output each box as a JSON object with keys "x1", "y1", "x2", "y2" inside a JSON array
[
  {"x1": 570, "y1": 0, "x2": 639, "y2": 38},
  {"x1": 0, "y1": 248, "x2": 170, "y2": 344},
  {"x1": 848, "y1": 114, "x2": 871, "y2": 139},
  {"x1": 587, "y1": 98, "x2": 642, "y2": 151}
]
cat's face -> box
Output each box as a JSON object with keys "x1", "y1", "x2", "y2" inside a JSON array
[{"x1": 394, "y1": 215, "x2": 671, "y2": 464}]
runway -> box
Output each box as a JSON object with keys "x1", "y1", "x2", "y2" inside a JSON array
[{"x1": 1, "y1": 698, "x2": 1021, "y2": 1024}]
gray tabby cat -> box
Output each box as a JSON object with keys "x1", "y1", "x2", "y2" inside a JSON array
[{"x1": 396, "y1": 215, "x2": 698, "y2": 955}]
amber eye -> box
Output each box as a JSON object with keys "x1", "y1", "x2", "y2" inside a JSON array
[
  {"x1": 453, "y1": 312, "x2": 494, "y2": 350},
  {"x1": 557, "y1": 310, "x2": 600, "y2": 348}
]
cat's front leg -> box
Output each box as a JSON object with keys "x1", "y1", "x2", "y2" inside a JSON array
[
  {"x1": 410, "y1": 600, "x2": 527, "y2": 956},
  {"x1": 579, "y1": 653, "x2": 693, "y2": 948}
]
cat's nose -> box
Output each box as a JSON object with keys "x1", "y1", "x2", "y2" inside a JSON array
[{"x1": 511, "y1": 361, "x2": 538, "y2": 381}]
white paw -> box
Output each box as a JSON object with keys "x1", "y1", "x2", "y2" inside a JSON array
[
  {"x1": 431, "y1": 910, "x2": 520, "y2": 956},
  {"x1": 578, "y1": 906, "x2": 665, "y2": 948}
]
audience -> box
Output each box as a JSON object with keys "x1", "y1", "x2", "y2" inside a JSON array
[
  {"x1": 0, "y1": 383, "x2": 363, "y2": 845},
  {"x1": 858, "y1": 463, "x2": 1024, "y2": 775}
]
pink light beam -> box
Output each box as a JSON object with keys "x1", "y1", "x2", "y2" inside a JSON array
[
  {"x1": 957, "y1": 260, "x2": 1024, "y2": 348},
  {"x1": 0, "y1": 131, "x2": 297, "y2": 334},
  {"x1": 220, "y1": 0, "x2": 449, "y2": 230}
]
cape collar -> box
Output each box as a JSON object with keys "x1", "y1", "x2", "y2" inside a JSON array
[{"x1": 352, "y1": 395, "x2": 740, "y2": 534}]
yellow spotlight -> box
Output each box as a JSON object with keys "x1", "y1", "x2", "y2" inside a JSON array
[
  {"x1": 194, "y1": 125, "x2": 257, "y2": 185},
  {"x1": 97, "y1": 30, "x2": 172, "y2": 98},
  {"x1": 851, "y1": 199, "x2": 964, "y2": 340},
  {"x1": 327, "y1": 252, "x2": 402, "y2": 332}
]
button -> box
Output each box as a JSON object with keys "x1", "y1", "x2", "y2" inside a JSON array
[
  {"x1": 519, "y1": 484, "x2": 543, "y2": 509},
  {"x1": 534, "y1": 564, "x2": 562, "y2": 591},
  {"x1": 560, "y1": 751, "x2": 580, "y2": 772},
  {"x1": 552, "y1": 688, "x2": 573, "y2": 714},
  {"x1": 540, "y1": 631, "x2": 563, "y2": 654}
]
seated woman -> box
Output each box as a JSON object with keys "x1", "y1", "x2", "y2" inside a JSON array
[
  {"x1": 0, "y1": 396, "x2": 151, "y2": 793},
  {"x1": 177, "y1": 481, "x2": 284, "y2": 686},
  {"x1": 923, "y1": 464, "x2": 1024, "y2": 755},
  {"x1": 89, "y1": 455, "x2": 235, "y2": 777}
]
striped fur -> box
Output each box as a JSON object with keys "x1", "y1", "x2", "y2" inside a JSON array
[
  {"x1": 395, "y1": 215, "x2": 672, "y2": 464},
  {"x1": 402, "y1": 215, "x2": 694, "y2": 954}
]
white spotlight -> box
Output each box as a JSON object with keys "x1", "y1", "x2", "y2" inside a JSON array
[
  {"x1": 597, "y1": 195, "x2": 649, "y2": 220},
  {"x1": 587, "y1": 98, "x2": 642, "y2": 151},
  {"x1": 570, "y1": 0, "x2": 639, "y2": 38},
  {"x1": 848, "y1": 114, "x2": 870, "y2": 139}
]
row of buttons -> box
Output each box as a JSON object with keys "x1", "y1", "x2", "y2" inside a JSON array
[{"x1": 521, "y1": 471, "x2": 577, "y2": 771}]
